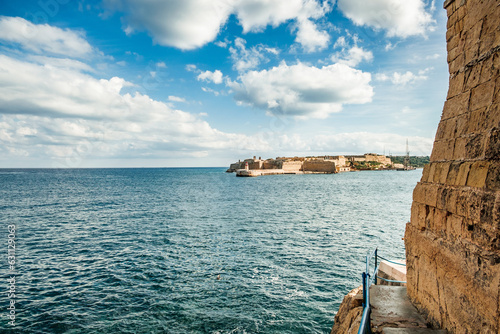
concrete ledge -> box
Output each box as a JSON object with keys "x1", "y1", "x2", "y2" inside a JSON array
[
  {"x1": 235, "y1": 169, "x2": 292, "y2": 177},
  {"x1": 235, "y1": 169, "x2": 335, "y2": 177},
  {"x1": 371, "y1": 286, "x2": 428, "y2": 331},
  {"x1": 378, "y1": 260, "x2": 407, "y2": 286},
  {"x1": 370, "y1": 286, "x2": 447, "y2": 332}
]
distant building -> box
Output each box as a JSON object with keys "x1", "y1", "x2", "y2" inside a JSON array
[
  {"x1": 227, "y1": 153, "x2": 395, "y2": 174},
  {"x1": 345, "y1": 153, "x2": 392, "y2": 166}
]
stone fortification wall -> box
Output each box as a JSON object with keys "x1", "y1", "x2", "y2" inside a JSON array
[
  {"x1": 365, "y1": 154, "x2": 392, "y2": 165},
  {"x1": 228, "y1": 155, "x2": 356, "y2": 173},
  {"x1": 334, "y1": 156, "x2": 347, "y2": 167},
  {"x1": 246, "y1": 160, "x2": 262, "y2": 170},
  {"x1": 277, "y1": 156, "x2": 305, "y2": 161},
  {"x1": 229, "y1": 162, "x2": 242, "y2": 171},
  {"x1": 303, "y1": 160, "x2": 336, "y2": 173},
  {"x1": 345, "y1": 154, "x2": 392, "y2": 166},
  {"x1": 405, "y1": 0, "x2": 500, "y2": 332},
  {"x1": 348, "y1": 155, "x2": 366, "y2": 162},
  {"x1": 262, "y1": 159, "x2": 281, "y2": 169},
  {"x1": 282, "y1": 161, "x2": 303, "y2": 172}
]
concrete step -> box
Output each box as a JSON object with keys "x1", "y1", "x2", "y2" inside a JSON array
[{"x1": 370, "y1": 286, "x2": 446, "y2": 333}]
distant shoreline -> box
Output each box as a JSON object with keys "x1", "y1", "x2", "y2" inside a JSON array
[{"x1": 227, "y1": 154, "x2": 427, "y2": 176}]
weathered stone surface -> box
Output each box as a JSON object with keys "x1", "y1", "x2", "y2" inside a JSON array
[
  {"x1": 430, "y1": 139, "x2": 455, "y2": 162},
  {"x1": 434, "y1": 162, "x2": 451, "y2": 184},
  {"x1": 464, "y1": 60, "x2": 483, "y2": 90},
  {"x1": 442, "y1": 91, "x2": 469, "y2": 119},
  {"x1": 421, "y1": 164, "x2": 431, "y2": 183},
  {"x1": 330, "y1": 286, "x2": 363, "y2": 334},
  {"x1": 370, "y1": 286, "x2": 429, "y2": 332},
  {"x1": 405, "y1": 224, "x2": 500, "y2": 333},
  {"x1": 435, "y1": 118, "x2": 455, "y2": 141},
  {"x1": 485, "y1": 161, "x2": 500, "y2": 190},
  {"x1": 446, "y1": 213, "x2": 463, "y2": 239},
  {"x1": 465, "y1": 132, "x2": 485, "y2": 159},
  {"x1": 405, "y1": 0, "x2": 500, "y2": 333},
  {"x1": 463, "y1": 21, "x2": 482, "y2": 65},
  {"x1": 495, "y1": 75, "x2": 500, "y2": 103},
  {"x1": 455, "y1": 161, "x2": 471, "y2": 185},
  {"x1": 488, "y1": 103, "x2": 500, "y2": 128},
  {"x1": 466, "y1": 107, "x2": 487, "y2": 133},
  {"x1": 432, "y1": 208, "x2": 448, "y2": 235},
  {"x1": 445, "y1": 161, "x2": 461, "y2": 185},
  {"x1": 484, "y1": 127, "x2": 500, "y2": 160},
  {"x1": 445, "y1": 72, "x2": 464, "y2": 100},
  {"x1": 412, "y1": 183, "x2": 439, "y2": 207},
  {"x1": 451, "y1": 136, "x2": 467, "y2": 160},
  {"x1": 455, "y1": 113, "x2": 469, "y2": 137},
  {"x1": 470, "y1": 80, "x2": 495, "y2": 111},
  {"x1": 467, "y1": 161, "x2": 490, "y2": 187},
  {"x1": 449, "y1": 50, "x2": 465, "y2": 74}
]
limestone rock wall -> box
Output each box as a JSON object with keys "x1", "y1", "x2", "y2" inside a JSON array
[
  {"x1": 330, "y1": 286, "x2": 363, "y2": 334},
  {"x1": 405, "y1": 0, "x2": 500, "y2": 332}
]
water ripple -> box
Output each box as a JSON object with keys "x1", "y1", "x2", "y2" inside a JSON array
[{"x1": 0, "y1": 168, "x2": 421, "y2": 333}]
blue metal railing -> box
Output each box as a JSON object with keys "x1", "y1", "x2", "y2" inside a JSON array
[
  {"x1": 357, "y1": 249, "x2": 407, "y2": 334},
  {"x1": 358, "y1": 248, "x2": 378, "y2": 334}
]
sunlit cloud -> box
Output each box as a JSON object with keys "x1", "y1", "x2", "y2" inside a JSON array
[{"x1": 229, "y1": 61, "x2": 373, "y2": 119}]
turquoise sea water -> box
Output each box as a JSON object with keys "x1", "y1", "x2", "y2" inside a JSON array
[{"x1": 0, "y1": 168, "x2": 422, "y2": 333}]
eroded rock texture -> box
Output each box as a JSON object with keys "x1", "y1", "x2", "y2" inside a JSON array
[
  {"x1": 405, "y1": 0, "x2": 500, "y2": 332},
  {"x1": 330, "y1": 286, "x2": 363, "y2": 334}
]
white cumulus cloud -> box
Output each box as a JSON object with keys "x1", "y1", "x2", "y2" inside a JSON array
[
  {"x1": 104, "y1": 0, "x2": 233, "y2": 50},
  {"x1": 103, "y1": 0, "x2": 332, "y2": 51},
  {"x1": 197, "y1": 70, "x2": 224, "y2": 84},
  {"x1": 337, "y1": 0, "x2": 435, "y2": 38},
  {"x1": 234, "y1": 0, "x2": 330, "y2": 32},
  {"x1": 294, "y1": 18, "x2": 330, "y2": 52},
  {"x1": 331, "y1": 45, "x2": 373, "y2": 67},
  {"x1": 0, "y1": 16, "x2": 93, "y2": 58},
  {"x1": 229, "y1": 37, "x2": 278, "y2": 72},
  {"x1": 228, "y1": 61, "x2": 373, "y2": 119},
  {"x1": 376, "y1": 69, "x2": 429, "y2": 86},
  {"x1": 0, "y1": 54, "x2": 270, "y2": 164}
]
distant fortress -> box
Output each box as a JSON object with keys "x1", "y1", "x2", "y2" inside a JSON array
[{"x1": 227, "y1": 153, "x2": 406, "y2": 177}]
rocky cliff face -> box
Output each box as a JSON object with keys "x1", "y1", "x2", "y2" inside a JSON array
[
  {"x1": 405, "y1": 0, "x2": 500, "y2": 332},
  {"x1": 330, "y1": 286, "x2": 363, "y2": 334}
]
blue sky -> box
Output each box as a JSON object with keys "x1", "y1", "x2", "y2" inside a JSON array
[{"x1": 0, "y1": 0, "x2": 448, "y2": 167}]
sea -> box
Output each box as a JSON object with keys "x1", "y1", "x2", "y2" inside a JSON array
[{"x1": 0, "y1": 168, "x2": 422, "y2": 334}]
